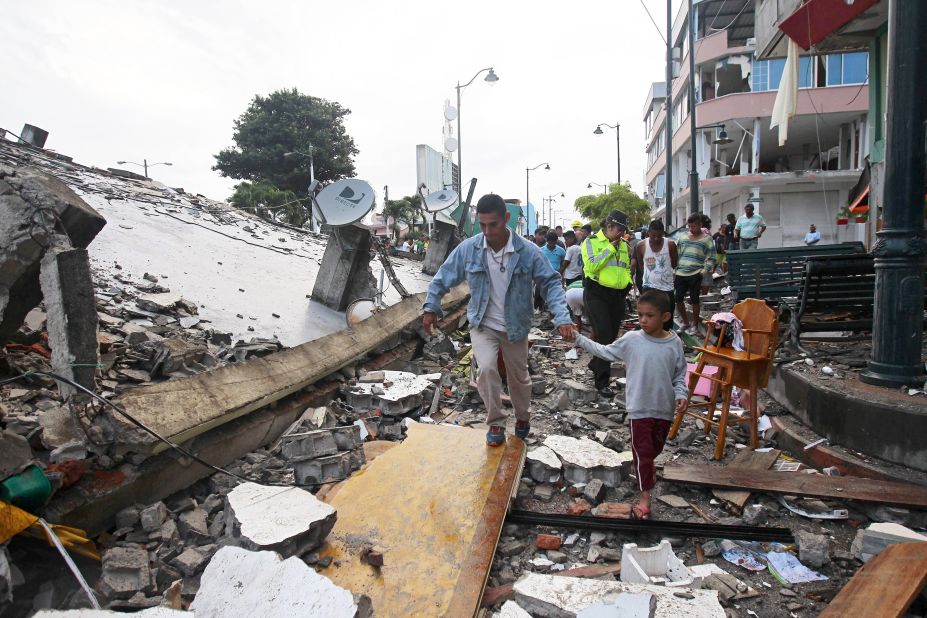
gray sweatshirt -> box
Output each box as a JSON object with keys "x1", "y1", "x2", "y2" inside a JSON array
[{"x1": 576, "y1": 331, "x2": 688, "y2": 420}]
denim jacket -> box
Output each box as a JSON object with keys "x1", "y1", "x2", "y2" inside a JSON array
[{"x1": 423, "y1": 232, "x2": 571, "y2": 342}]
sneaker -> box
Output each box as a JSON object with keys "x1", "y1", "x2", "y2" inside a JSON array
[
  {"x1": 486, "y1": 425, "x2": 506, "y2": 447},
  {"x1": 514, "y1": 420, "x2": 530, "y2": 440},
  {"x1": 598, "y1": 386, "x2": 616, "y2": 399}
]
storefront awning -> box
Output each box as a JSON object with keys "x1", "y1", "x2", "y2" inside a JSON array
[{"x1": 779, "y1": 0, "x2": 881, "y2": 50}]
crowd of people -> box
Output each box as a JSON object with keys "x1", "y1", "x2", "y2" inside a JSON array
[{"x1": 422, "y1": 195, "x2": 804, "y2": 519}]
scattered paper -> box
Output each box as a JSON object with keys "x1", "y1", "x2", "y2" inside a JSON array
[
  {"x1": 778, "y1": 496, "x2": 848, "y2": 520},
  {"x1": 565, "y1": 348, "x2": 579, "y2": 360},
  {"x1": 757, "y1": 415, "x2": 772, "y2": 433},
  {"x1": 766, "y1": 551, "x2": 828, "y2": 584},
  {"x1": 720, "y1": 541, "x2": 766, "y2": 571}
]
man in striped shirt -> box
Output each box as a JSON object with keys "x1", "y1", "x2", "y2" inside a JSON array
[
  {"x1": 673, "y1": 213, "x2": 717, "y2": 334},
  {"x1": 734, "y1": 204, "x2": 766, "y2": 249}
]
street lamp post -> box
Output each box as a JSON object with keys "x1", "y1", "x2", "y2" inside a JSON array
[
  {"x1": 687, "y1": 124, "x2": 732, "y2": 217},
  {"x1": 546, "y1": 192, "x2": 564, "y2": 229},
  {"x1": 587, "y1": 182, "x2": 609, "y2": 194},
  {"x1": 593, "y1": 123, "x2": 621, "y2": 184},
  {"x1": 116, "y1": 159, "x2": 172, "y2": 178},
  {"x1": 284, "y1": 149, "x2": 317, "y2": 231},
  {"x1": 455, "y1": 67, "x2": 499, "y2": 196},
  {"x1": 525, "y1": 162, "x2": 550, "y2": 228}
]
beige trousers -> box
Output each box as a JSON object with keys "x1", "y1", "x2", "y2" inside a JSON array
[{"x1": 470, "y1": 326, "x2": 532, "y2": 427}]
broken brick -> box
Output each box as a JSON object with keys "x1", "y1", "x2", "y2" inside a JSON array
[
  {"x1": 567, "y1": 499, "x2": 592, "y2": 516},
  {"x1": 535, "y1": 534, "x2": 562, "y2": 550}
]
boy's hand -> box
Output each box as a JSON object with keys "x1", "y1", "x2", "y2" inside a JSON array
[
  {"x1": 422, "y1": 312, "x2": 437, "y2": 336},
  {"x1": 675, "y1": 398, "x2": 688, "y2": 414},
  {"x1": 559, "y1": 324, "x2": 576, "y2": 343}
]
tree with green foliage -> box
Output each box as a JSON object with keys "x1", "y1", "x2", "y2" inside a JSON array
[
  {"x1": 213, "y1": 89, "x2": 358, "y2": 196},
  {"x1": 228, "y1": 180, "x2": 308, "y2": 227},
  {"x1": 381, "y1": 194, "x2": 424, "y2": 241},
  {"x1": 573, "y1": 183, "x2": 651, "y2": 230}
]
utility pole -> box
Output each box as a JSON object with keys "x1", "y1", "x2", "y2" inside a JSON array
[
  {"x1": 664, "y1": 0, "x2": 674, "y2": 229},
  {"x1": 687, "y1": 0, "x2": 699, "y2": 215},
  {"x1": 861, "y1": 0, "x2": 927, "y2": 387}
]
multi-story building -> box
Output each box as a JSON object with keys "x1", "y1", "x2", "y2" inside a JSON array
[{"x1": 642, "y1": 0, "x2": 871, "y2": 247}]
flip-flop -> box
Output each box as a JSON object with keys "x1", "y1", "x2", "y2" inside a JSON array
[{"x1": 630, "y1": 504, "x2": 651, "y2": 520}]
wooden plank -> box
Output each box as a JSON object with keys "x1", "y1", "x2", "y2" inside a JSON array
[
  {"x1": 712, "y1": 449, "x2": 780, "y2": 509},
  {"x1": 319, "y1": 423, "x2": 525, "y2": 617},
  {"x1": 819, "y1": 543, "x2": 927, "y2": 618},
  {"x1": 112, "y1": 285, "x2": 469, "y2": 454},
  {"x1": 664, "y1": 464, "x2": 927, "y2": 508}
]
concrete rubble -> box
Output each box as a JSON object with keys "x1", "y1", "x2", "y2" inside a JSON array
[
  {"x1": 224, "y1": 482, "x2": 336, "y2": 557},
  {"x1": 189, "y1": 546, "x2": 365, "y2": 618},
  {"x1": 543, "y1": 435, "x2": 633, "y2": 487},
  {"x1": 511, "y1": 572, "x2": 724, "y2": 618}
]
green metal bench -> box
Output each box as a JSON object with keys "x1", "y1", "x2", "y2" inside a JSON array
[
  {"x1": 780, "y1": 254, "x2": 876, "y2": 351},
  {"x1": 726, "y1": 242, "x2": 866, "y2": 303}
]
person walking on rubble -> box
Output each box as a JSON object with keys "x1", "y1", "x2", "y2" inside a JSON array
[
  {"x1": 422, "y1": 194, "x2": 575, "y2": 446},
  {"x1": 581, "y1": 209, "x2": 633, "y2": 398},
  {"x1": 573, "y1": 289, "x2": 687, "y2": 519}
]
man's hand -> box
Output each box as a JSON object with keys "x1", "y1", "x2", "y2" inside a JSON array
[
  {"x1": 422, "y1": 312, "x2": 437, "y2": 337},
  {"x1": 701, "y1": 285, "x2": 709, "y2": 295},
  {"x1": 559, "y1": 324, "x2": 576, "y2": 343},
  {"x1": 675, "y1": 398, "x2": 688, "y2": 414}
]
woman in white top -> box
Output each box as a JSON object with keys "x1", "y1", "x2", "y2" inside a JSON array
[{"x1": 631, "y1": 220, "x2": 678, "y2": 331}]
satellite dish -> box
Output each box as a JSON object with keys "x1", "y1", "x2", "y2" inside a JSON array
[
  {"x1": 345, "y1": 298, "x2": 378, "y2": 328},
  {"x1": 444, "y1": 137, "x2": 458, "y2": 152},
  {"x1": 444, "y1": 106, "x2": 458, "y2": 121},
  {"x1": 313, "y1": 179, "x2": 376, "y2": 226},
  {"x1": 422, "y1": 189, "x2": 460, "y2": 213}
]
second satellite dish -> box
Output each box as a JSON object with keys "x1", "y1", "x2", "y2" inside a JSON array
[
  {"x1": 422, "y1": 189, "x2": 460, "y2": 213},
  {"x1": 444, "y1": 106, "x2": 458, "y2": 121},
  {"x1": 444, "y1": 137, "x2": 458, "y2": 152},
  {"x1": 314, "y1": 179, "x2": 376, "y2": 226}
]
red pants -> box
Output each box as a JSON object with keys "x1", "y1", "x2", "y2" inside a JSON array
[{"x1": 629, "y1": 418, "x2": 671, "y2": 492}]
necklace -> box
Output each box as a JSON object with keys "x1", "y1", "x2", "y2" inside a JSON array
[{"x1": 489, "y1": 248, "x2": 506, "y2": 272}]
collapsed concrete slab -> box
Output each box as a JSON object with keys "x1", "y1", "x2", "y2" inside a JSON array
[
  {"x1": 97, "y1": 546, "x2": 155, "y2": 601},
  {"x1": 190, "y1": 546, "x2": 362, "y2": 617},
  {"x1": 497, "y1": 600, "x2": 533, "y2": 618},
  {"x1": 224, "y1": 482, "x2": 336, "y2": 557},
  {"x1": 577, "y1": 593, "x2": 657, "y2": 618},
  {"x1": 512, "y1": 572, "x2": 725, "y2": 618},
  {"x1": 422, "y1": 219, "x2": 459, "y2": 276},
  {"x1": 543, "y1": 435, "x2": 632, "y2": 487},
  {"x1": 108, "y1": 286, "x2": 468, "y2": 455},
  {"x1": 0, "y1": 164, "x2": 106, "y2": 344},
  {"x1": 0, "y1": 430, "x2": 33, "y2": 479}
]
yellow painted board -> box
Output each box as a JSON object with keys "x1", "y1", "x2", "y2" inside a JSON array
[{"x1": 320, "y1": 423, "x2": 525, "y2": 617}]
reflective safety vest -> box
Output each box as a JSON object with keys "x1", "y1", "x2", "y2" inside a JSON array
[{"x1": 581, "y1": 230, "x2": 632, "y2": 290}]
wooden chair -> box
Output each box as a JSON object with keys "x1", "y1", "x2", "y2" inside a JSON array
[{"x1": 668, "y1": 298, "x2": 779, "y2": 460}]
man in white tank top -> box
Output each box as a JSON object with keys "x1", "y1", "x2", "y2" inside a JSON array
[{"x1": 631, "y1": 219, "x2": 678, "y2": 331}]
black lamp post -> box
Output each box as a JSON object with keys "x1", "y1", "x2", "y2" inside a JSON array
[
  {"x1": 860, "y1": 0, "x2": 927, "y2": 387},
  {"x1": 593, "y1": 123, "x2": 621, "y2": 184}
]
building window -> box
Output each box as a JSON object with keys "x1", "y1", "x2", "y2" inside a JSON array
[
  {"x1": 752, "y1": 58, "x2": 787, "y2": 92},
  {"x1": 826, "y1": 52, "x2": 868, "y2": 86}
]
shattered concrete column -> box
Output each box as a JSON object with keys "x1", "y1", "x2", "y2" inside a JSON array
[
  {"x1": 0, "y1": 164, "x2": 106, "y2": 343},
  {"x1": 422, "y1": 219, "x2": 459, "y2": 276},
  {"x1": 311, "y1": 223, "x2": 375, "y2": 311},
  {"x1": 39, "y1": 235, "x2": 99, "y2": 397}
]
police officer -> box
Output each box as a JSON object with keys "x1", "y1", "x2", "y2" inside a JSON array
[{"x1": 582, "y1": 210, "x2": 633, "y2": 397}]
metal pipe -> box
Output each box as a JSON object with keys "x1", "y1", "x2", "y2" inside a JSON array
[
  {"x1": 861, "y1": 0, "x2": 927, "y2": 387},
  {"x1": 506, "y1": 510, "x2": 794, "y2": 542}
]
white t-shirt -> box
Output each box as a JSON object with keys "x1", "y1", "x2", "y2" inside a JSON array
[
  {"x1": 804, "y1": 231, "x2": 821, "y2": 245},
  {"x1": 565, "y1": 286, "x2": 584, "y2": 316},
  {"x1": 481, "y1": 232, "x2": 515, "y2": 331},
  {"x1": 563, "y1": 244, "x2": 583, "y2": 279},
  {"x1": 401, "y1": 241, "x2": 411, "y2": 251}
]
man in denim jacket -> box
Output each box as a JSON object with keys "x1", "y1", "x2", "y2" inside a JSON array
[{"x1": 423, "y1": 194, "x2": 574, "y2": 446}]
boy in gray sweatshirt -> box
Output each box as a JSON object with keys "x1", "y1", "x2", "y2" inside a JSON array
[{"x1": 575, "y1": 289, "x2": 688, "y2": 519}]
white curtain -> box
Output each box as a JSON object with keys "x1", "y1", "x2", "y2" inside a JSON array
[{"x1": 770, "y1": 38, "x2": 800, "y2": 146}]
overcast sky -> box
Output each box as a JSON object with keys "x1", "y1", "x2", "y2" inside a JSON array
[{"x1": 3, "y1": 1, "x2": 668, "y2": 227}]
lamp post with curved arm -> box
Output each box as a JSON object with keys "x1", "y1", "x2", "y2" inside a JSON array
[
  {"x1": 593, "y1": 122, "x2": 621, "y2": 184},
  {"x1": 587, "y1": 182, "x2": 609, "y2": 195},
  {"x1": 545, "y1": 192, "x2": 564, "y2": 228},
  {"x1": 116, "y1": 159, "x2": 172, "y2": 178},
  {"x1": 455, "y1": 67, "x2": 499, "y2": 196},
  {"x1": 525, "y1": 162, "x2": 550, "y2": 227}
]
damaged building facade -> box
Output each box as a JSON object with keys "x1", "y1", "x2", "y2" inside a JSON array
[{"x1": 643, "y1": 0, "x2": 872, "y2": 246}]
